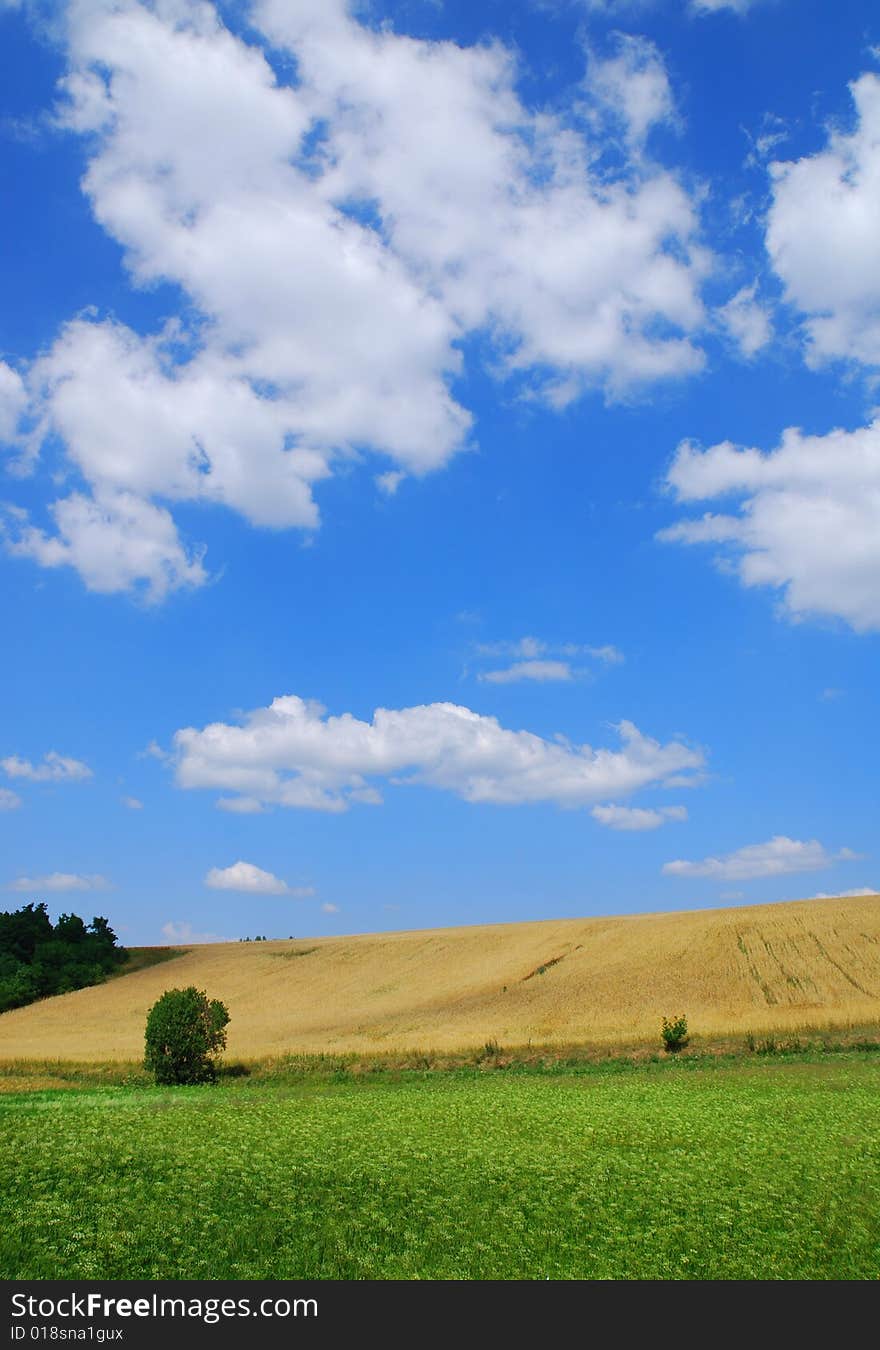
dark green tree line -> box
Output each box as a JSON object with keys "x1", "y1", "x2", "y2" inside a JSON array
[{"x1": 0, "y1": 902, "x2": 127, "y2": 1013}]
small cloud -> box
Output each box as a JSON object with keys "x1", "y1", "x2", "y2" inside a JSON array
[
  {"x1": 139, "y1": 740, "x2": 171, "y2": 763},
  {"x1": 743, "y1": 113, "x2": 790, "y2": 169},
  {"x1": 720, "y1": 890, "x2": 745, "y2": 900},
  {"x1": 474, "y1": 639, "x2": 623, "y2": 684},
  {"x1": 6, "y1": 872, "x2": 110, "y2": 892},
  {"x1": 216, "y1": 796, "x2": 267, "y2": 814},
  {"x1": 0, "y1": 788, "x2": 22, "y2": 810},
  {"x1": 1, "y1": 752, "x2": 92, "y2": 783},
  {"x1": 663, "y1": 771, "x2": 710, "y2": 789},
  {"x1": 592, "y1": 803, "x2": 687, "y2": 831},
  {"x1": 161, "y1": 920, "x2": 226, "y2": 944},
  {"x1": 808, "y1": 887, "x2": 877, "y2": 899},
  {"x1": 205, "y1": 860, "x2": 314, "y2": 897},
  {"x1": 321, "y1": 903, "x2": 340, "y2": 914},
  {"x1": 586, "y1": 644, "x2": 625, "y2": 665},
  {"x1": 121, "y1": 795, "x2": 143, "y2": 810},
  {"x1": 691, "y1": 0, "x2": 762, "y2": 15},
  {"x1": 836, "y1": 847, "x2": 865, "y2": 861},
  {"x1": 475, "y1": 637, "x2": 545, "y2": 659},
  {"x1": 717, "y1": 283, "x2": 772, "y2": 358},
  {"x1": 376, "y1": 470, "x2": 405, "y2": 495},
  {"x1": 480, "y1": 659, "x2": 574, "y2": 685},
  {"x1": 662, "y1": 836, "x2": 855, "y2": 882},
  {"x1": 819, "y1": 688, "x2": 844, "y2": 702}
]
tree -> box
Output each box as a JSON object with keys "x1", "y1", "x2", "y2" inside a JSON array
[
  {"x1": 144, "y1": 986, "x2": 230, "y2": 1085},
  {"x1": 0, "y1": 903, "x2": 127, "y2": 1013},
  {"x1": 0, "y1": 902, "x2": 53, "y2": 965}
]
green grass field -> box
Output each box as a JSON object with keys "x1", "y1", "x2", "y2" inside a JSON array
[{"x1": 2, "y1": 1054, "x2": 879, "y2": 1281}]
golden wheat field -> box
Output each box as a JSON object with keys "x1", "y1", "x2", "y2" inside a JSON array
[{"x1": 1, "y1": 893, "x2": 879, "y2": 1061}]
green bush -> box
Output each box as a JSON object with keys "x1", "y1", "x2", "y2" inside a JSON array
[
  {"x1": 144, "y1": 986, "x2": 230, "y2": 1085},
  {"x1": 661, "y1": 1014, "x2": 689, "y2": 1054}
]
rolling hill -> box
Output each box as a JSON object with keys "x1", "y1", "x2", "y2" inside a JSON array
[{"x1": 0, "y1": 893, "x2": 878, "y2": 1061}]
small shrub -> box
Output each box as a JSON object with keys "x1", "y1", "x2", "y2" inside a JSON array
[
  {"x1": 144, "y1": 986, "x2": 230, "y2": 1085},
  {"x1": 661, "y1": 1014, "x2": 689, "y2": 1054}
]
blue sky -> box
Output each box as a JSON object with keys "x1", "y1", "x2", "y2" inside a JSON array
[{"x1": 1, "y1": 0, "x2": 878, "y2": 945}]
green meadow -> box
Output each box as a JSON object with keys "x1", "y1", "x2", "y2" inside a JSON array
[{"x1": 2, "y1": 1052, "x2": 879, "y2": 1281}]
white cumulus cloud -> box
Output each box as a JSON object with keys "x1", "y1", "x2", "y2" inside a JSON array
[
  {"x1": 0, "y1": 789, "x2": 22, "y2": 810},
  {"x1": 172, "y1": 692, "x2": 705, "y2": 813},
  {"x1": 659, "y1": 420, "x2": 880, "y2": 631},
  {"x1": 663, "y1": 836, "x2": 854, "y2": 881},
  {"x1": 4, "y1": 486, "x2": 208, "y2": 603},
  {"x1": 205, "y1": 860, "x2": 314, "y2": 897},
  {"x1": 766, "y1": 72, "x2": 880, "y2": 370},
  {"x1": 2, "y1": 0, "x2": 713, "y2": 598}
]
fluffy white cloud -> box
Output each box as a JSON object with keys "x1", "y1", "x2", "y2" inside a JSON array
[
  {"x1": 0, "y1": 789, "x2": 22, "y2": 810},
  {"x1": 4, "y1": 487, "x2": 207, "y2": 602},
  {"x1": 592, "y1": 803, "x2": 687, "y2": 830},
  {"x1": 205, "y1": 860, "x2": 314, "y2": 897},
  {"x1": 659, "y1": 420, "x2": 880, "y2": 631},
  {"x1": 321, "y1": 903, "x2": 340, "y2": 914},
  {"x1": 584, "y1": 34, "x2": 677, "y2": 151},
  {"x1": 766, "y1": 73, "x2": 880, "y2": 369},
  {"x1": 172, "y1": 693, "x2": 705, "y2": 813},
  {"x1": 717, "y1": 283, "x2": 772, "y2": 357},
  {"x1": 3, "y1": 0, "x2": 713, "y2": 597},
  {"x1": 121, "y1": 795, "x2": 143, "y2": 809},
  {"x1": 6, "y1": 872, "x2": 109, "y2": 892},
  {"x1": 1, "y1": 751, "x2": 92, "y2": 782},
  {"x1": 663, "y1": 836, "x2": 853, "y2": 881}
]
